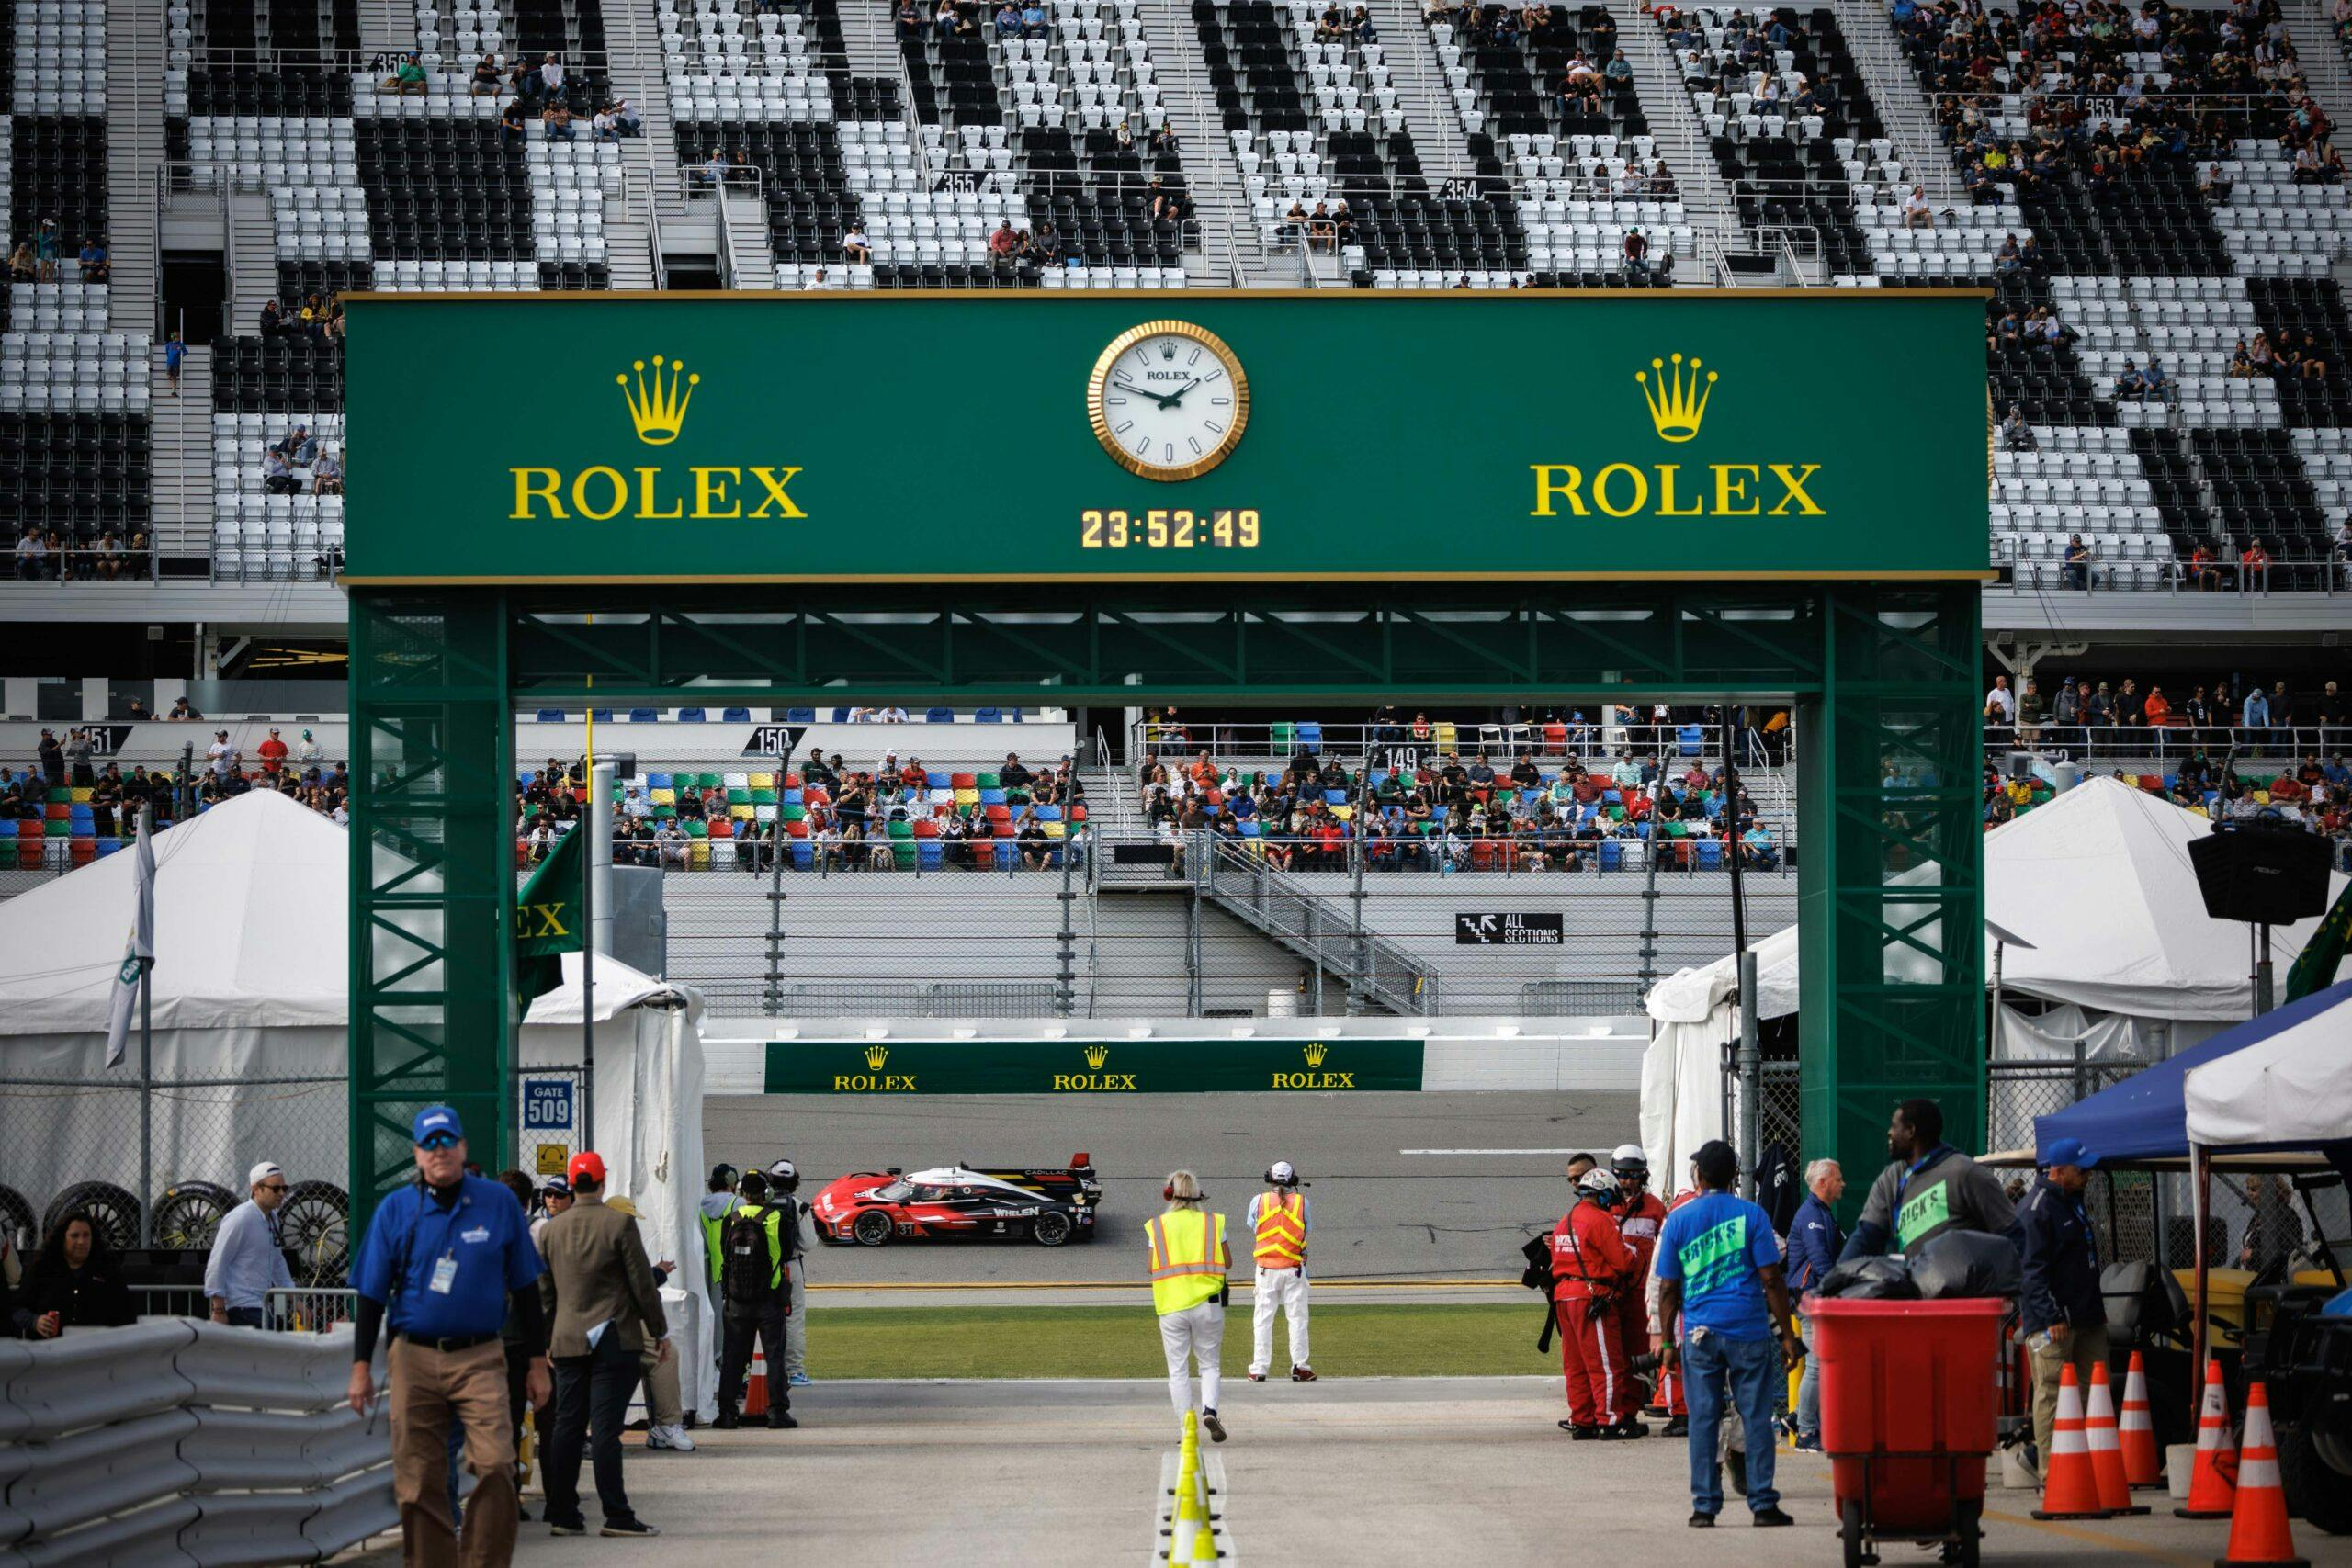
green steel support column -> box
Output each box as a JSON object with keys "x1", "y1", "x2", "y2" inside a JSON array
[
  {"x1": 1798, "y1": 583, "x2": 1985, "y2": 1221},
  {"x1": 349, "y1": 592, "x2": 516, "y2": 1232}
]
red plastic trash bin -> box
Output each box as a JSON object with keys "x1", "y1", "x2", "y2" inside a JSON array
[{"x1": 1810, "y1": 1295, "x2": 2007, "y2": 1567}]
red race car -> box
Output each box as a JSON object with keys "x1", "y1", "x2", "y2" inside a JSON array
[{"x1": 811, "y1": 1154, "x2": 1102, "y2": 1247}]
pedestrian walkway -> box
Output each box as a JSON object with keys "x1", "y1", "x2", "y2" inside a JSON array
[{"x1": 347, "y1": 1377, "x2": 2352, "y2": 1567}]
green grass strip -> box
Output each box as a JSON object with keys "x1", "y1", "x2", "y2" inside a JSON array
[{"x1": 804, "y1": 1302, "x2": 1555, "y2": 1380}]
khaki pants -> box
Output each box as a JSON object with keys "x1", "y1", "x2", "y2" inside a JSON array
[
  {"x1": 389, "y1": 1337, "x2": 517, "y2": 1568},
  {"x1": 2029, "y1": 1322, "x2": 2111, "y2": 1469},
  {"x1": 639, "y1": 1337, "x2": 684, "y2": 1427}
]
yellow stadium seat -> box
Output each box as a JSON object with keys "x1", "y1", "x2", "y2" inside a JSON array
[
  {"x1": 689, "y1": 841, "x2": 711, "y2": 870},
  {"x1": 1044, "y1": 820, "x2": 1066, "y2": 839},
  {"x1": 1333, "y1": 805, "x2": 1354, "y2": 821},
  {"x1": 749, "y1": 773, "x2": 775, "y2": 790},
  {"x1": 730, "y1": 803, "x2": 755, "y2": 820},
  {"x1": 955, "y1": 787, "x2": 979, "y2": 807},
  {"x1": 650, "y1": 788, "x2": 675, "y2": 806},
  {"x1": 1434, "y1": 721, "x2": 1458, "y2": 753},
  {"x1": 70, "y1": 787, "x2": 93, "y2": 803}
]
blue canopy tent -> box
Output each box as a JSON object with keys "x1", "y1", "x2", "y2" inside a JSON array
[
  {"x1": 2032, "y1": 978, "x2": 2352, "y2": 1168},
  {"x1": 2032, "y1": 978, "x2": 2352, "y2": 1407}
]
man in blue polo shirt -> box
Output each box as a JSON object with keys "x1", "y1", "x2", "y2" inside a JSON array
[
  {"x1": 348, "y1": 1106, "x2": 551, "y2": 1568},
  {"x1": 1656, "y1": 1139, "x2": 1801, "y2": 1529}
]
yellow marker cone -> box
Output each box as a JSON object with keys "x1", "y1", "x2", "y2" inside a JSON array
[
  {"x1": 1189, "y1": 1514, "x2": 1222, "y2": 1562},
  {"x1": 1174, "y1": 1462, "x2": 1206, "y2": 1525}
]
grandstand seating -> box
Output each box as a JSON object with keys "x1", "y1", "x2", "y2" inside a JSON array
[{"x1": 0, "y1": 0, "x2": 2350, "y2": 588}]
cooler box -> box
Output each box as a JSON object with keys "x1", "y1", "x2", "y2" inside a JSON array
[{"x1": 1811, "y1": 1295, "x2": 2005, "y2": 1542}]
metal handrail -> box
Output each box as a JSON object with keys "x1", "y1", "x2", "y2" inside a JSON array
[
  {"x1": 1985, "y1": 723, "x2": 2352, "y2": 761},
  {"x1": 1131, "y1": 717, "x2": 1792, "y2": 763},
  {"x1": 1195, "y1": 833, "x2": 1434, "y2": 1014}
]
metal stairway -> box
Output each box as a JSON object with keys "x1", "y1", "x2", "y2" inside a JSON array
[
  {"x1": 1829, "y1": 0, "x2": 1963, "y2": 207},
  {"x1": 1616, "y1": 14, "x2": 1749, "y2": 275},
  {"x1": 149, "y1": 344, "x2": 213, "y2": 570},
  {"x1": 107, "y1": 0, "x2": 170, "y2": 329},
  {"x1": 1192, "y1": 837, "x2": 1433, "y2": 1015},
  {"x1": 1365, "y1": 0, "x2": 1473, "y2": 180},
  {"x1": 1135, "y1": 0, "x2": 1263, "y2": 285}
]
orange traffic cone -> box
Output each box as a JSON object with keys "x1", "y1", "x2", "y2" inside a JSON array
[
  {"x1": 745, "y1": 1347, "x2": 769, "y2": 1418},
  {"x1": 2217, "y1": 1382, "x2": 2308, "y2": 1568},
  {"x1": 2119, "y1": 1351, "x2": 2162, "y2": 1490},
  {"x1": 2086, "y1": 1361, "x2": 2150, "y2": 1516},
  {"x1": 2176, "y1": 1359, "x2": 2238, "y2": 1520},
  {"x1": 2033, "y1": 1364, "x2": 2114, "y2": 1521}
]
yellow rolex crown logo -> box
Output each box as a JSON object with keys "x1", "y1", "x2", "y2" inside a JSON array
[
  {"x1": 1303, "y1": 1042, "x2": 1329, "y2": 1067},
  {"x1": 1081, "y1": 1043, "x2": 1111, "y2": 1069},
  {"x1": 863, "y1": 1043, "x2": 889, "y2": 1070},
  {"x1": 1635, "y1": 353, "x2": 1717, "y2": 444},
  {"x1": 618, "y1": 355, "x2": 699, "y2": 446}
]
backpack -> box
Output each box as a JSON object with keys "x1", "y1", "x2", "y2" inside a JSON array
[{"x1": 721, "y1": 1206, "x2": 775, "y2": 1314}]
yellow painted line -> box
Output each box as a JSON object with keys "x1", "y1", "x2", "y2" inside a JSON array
[
  {"x1": 1981, "y1": 1508, "x2": 2209, "y2": 1568},
  {"x1": 809, "y1": 1278, "x2": 1516, "y2": 1292}
]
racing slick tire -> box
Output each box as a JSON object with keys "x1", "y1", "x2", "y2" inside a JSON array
[
  {"x1": 1032, "y1": 1210, "x2": 1072, "y2": 1247},
  {"x1": 2280, "y1": 1418, "x2": 2352, "y2": 1534},
  {"x1": 851, "y1": 1210, "x2": 893, "y2": 1247}
]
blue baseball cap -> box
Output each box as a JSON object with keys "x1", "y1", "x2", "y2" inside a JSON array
[
  {"x1": 2042, "y1": 1136, "x2": 2092, "y2": 1170},
  {"x1": 412, "y1": 1105, "x2": 465, "y2": 1146}
]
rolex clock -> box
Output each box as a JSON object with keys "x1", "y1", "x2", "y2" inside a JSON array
[{"x1": 1086, "y1": 320, "x2": 1250, "y2": 480}]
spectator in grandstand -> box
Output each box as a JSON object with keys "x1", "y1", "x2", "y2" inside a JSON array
[
  {"x1": 498, "y1": 92, "x2": 530, "y2": 151},
  {"x1": 312, "y1": 446, "x2": 345, "y2": 495},
  {"x1": 616, "y1": 98, "x2": 641, "y2": 136},
  {"x1": 12, "y1": 529, "x2": 44, "y2": 581},
  {"x1": 263, "y1": 446, "x2": 300, "y2": 495},
  {"x1": 6, "y1": 242, "x2": 29, "y2": 282},
  {"x1": 2243, "y1": 538, "x2": 2273, "y2": 586},
  {"x1": 258, "y1": 727, "x2": 290, "y2": 775},
  {"x1": 2064, "y1": 535, "x2": 2092, "y2": 590},
  {"x1": 993, "y1": 2, "x2": 1019, "y2": 35},
  {"x1": 383, "y1": 51, "x2": 427, "y2": 96},
  {"x1": 2111, "y1": 359, "x2": 2147, "y2": 400},
  {"x1": 1622, "y1": 226, "x2": 1650, "y2": 278},
  {"x1": 933, "y1": 0, "x2": 962, "y2": 36},
  {"x1": 538, "y1": 51, "x2": 566, "y2": 98},
  {"x1": 897, "y1": 0, "x2": 923, "y2": 38},
  {"x1": 77, "y1": 239, "x2": 107, "y2": 283},
  {"x1": 1902, "y1": 185, "x2": 1934, "y2": 230},
  {"x1": 168, "y1": 695, "x2": 199, "y2": 721},
  {"x1": 33, "y1": 217, "x2": 58, "y2": 281},
  {"x1": 2141, "y1": 360, "x2": 2171, "y2": 402},
  {"x1": 470, "y1": 51, "x2": 503, "y2": 95},
  {"x1": 592, "y1": 104, "x2": 620, "y2": 141},
  {"x1": 543, "y1": 99, "x2": 575, "y2": 140}
]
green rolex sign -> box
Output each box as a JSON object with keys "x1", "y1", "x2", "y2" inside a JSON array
[
  {"x1": 342, "y1": 292, "x2": 1990, "y2": 586},
  {"x1": 763, "y1": 1036, "x2": 1424, "y2": 1094}
]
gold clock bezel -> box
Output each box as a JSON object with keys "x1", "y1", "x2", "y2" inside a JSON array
[{"x1": 1086, "y1": 320, "x2": 1251, "y2": 482}]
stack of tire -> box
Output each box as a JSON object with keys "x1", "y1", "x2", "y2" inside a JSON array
[{"x1": 0, "y1": 1178, "x2": 349, "y2": 1283}]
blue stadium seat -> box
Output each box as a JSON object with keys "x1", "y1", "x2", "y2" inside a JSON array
[
  {"x1": 786, "y1": 708, "x2": 816, "y2": 724},
  {"x1": 1370, "y1": 769, "x2": 1389, "y2": 787},
  {"x1": 783, "y1": 788, "x2": 803, "y2": 806},
  {"x1": 535, "y1": 709, "x2": 566, "y2": 722},
  {"x1": 1240, "y1": 820, "x2": 1261, "y2": 837},
  {"x1": 723, "y1": 708, "x2": 752, "y2": 723},
  {"x1": 926, "y1": 708, "x2": 954, "y2": 724},
  {"x1": 1600, "y1": 840, "x2": 1624, "y2": 871},
  {"x1": 629, "y1": 708, "x2": 658, "y2": 724},
  {"x1": 1037, "y1": 805, "x2": 1061, "y2": 821},
  {"x1": 96, "y1": 840, "x2": 121, "y2": 857},
  {"x1": 1297, "y1": 721, "x2": 1322, "y2": 751},
  {"x1": 790, "y1": 840, "x2": 814, "y2": 870},
  {"x1": 976, "y1": 708, "x2": 1001, "y2": 723},
  {"x1": 917, "y1": 840, "x2": 944, "y2": 870},
  {"x1": 647, "y1": 773, "x2": 673, "y2": 790},
  {"x1": 678, "y1": 708, "x2": 706, "y2": 723},
  {"x1": 592, "y1": 709, "x2": 613, "y2": 723},
  {"x1": 1696, "y1": 840, "x2": 1724, "y2": 870},
  {"x1": 978, "y1": 787, "x2": 1007, "y2": 806},
  {"x1": 1603, "y1": 789, "x2": 1623, "y2": 805},
  {"x1": 927, "y1": 772, "x2": 952, "y2": 789},
  {"x1": 831, "y1": 708, "x2": 852, "y2": 723},
  {"x1": 1324, "y1": 790, "x2": 1345, "y2": 806},
  {"x1": 1678, "y1": 726, "x2": 1704, "y2": 756}
]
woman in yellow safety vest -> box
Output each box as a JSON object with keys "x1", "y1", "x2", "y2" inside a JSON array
[{"x1": 1146, "y1": 1169, "x2": 1231, "y2": 1442}]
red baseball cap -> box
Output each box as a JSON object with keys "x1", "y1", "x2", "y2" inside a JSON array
[{"x1": 566, "y1": 1151, "x2": 606, "y2": 1188}]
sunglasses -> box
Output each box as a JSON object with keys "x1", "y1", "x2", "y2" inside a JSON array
[
  {"x1": 259, "y1": 1182, "x2": 289, "y2": 1193},
  {"x1": 417, "y1": 1132, "x2": 460, "y2": 1151}
]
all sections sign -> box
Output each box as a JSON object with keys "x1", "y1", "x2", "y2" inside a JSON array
[
  {"x1": 763, "y1": 1037, "x2": 1424, "y2": 1094},
  {"x1": 341, "y1": 291, "x2": 1990, "y2": 585}
]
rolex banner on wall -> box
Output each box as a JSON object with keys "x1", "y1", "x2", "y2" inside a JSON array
[{"x1": 515, "y1": 825, "x2": 584, "y2": 1006}]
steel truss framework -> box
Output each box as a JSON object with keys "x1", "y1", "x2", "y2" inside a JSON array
[{"x1": 349, "y1": 583, "x2": 1984, "y2": 1224}]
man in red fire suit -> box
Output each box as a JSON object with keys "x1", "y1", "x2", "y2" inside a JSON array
[
  {"x1": 1551, "y1": 1167, "x2": 1649, "y2": 1439},
  {"x1": 1647, "y1": 1182, "x2": 1700, "y2": 1436},
  {"x1": 1611, "y1": 1143, "x2": 1668, "y2": 1411}
]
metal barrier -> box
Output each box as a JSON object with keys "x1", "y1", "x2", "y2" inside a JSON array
[
  {"x1": 128, "y1": 1288, "x2": 360, "y2": 1333},
  {"x1": 1984, "y1": 723, "x2": 2352, "y2": 765},
  {"x1": 0, "y1": 1321, "x2": 393, "y2": 1566}
]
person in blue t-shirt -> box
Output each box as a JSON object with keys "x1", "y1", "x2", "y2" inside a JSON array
[
  {"x1": 348, "y1": 1105, "x2": 549, "y2": 1565},
  {"x1": 1656, "y1": 1139, "x2": 1801, "y2": 1529}
]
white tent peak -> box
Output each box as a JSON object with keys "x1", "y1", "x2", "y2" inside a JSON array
[
  {"x1": 0, "y1": 789, "x2": 348, "y2": 1034},
  {"x1": 525, "y1": 950, "x2": 705, "y2": 1027}
]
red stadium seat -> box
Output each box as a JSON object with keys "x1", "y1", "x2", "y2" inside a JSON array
[
  {"x1": 1544, "y1": 723, "x2": 1567, "y2": 750},
  {"x1": 913, "y1": 818, "x2": 939, "y2": 838},
  {"x1": 69, "y1": 840, "x2": 96, "y2": 865},
  {"x1": 952, "y1": 773, "x2": 977, "y2": 789},
  {"x1": 786, "y1": 818, "x2": 809, "y2": 838},
  {"x1": 970, "y1": 839, "x2": 995, "y2": 869}
]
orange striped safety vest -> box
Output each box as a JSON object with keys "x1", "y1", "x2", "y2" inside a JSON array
[
  {"x1": 1146, "y1": 1209, "x2": 1227, "y2": 1314},
  {"x1": 1252, "y1": 1190, "x2": 1306, "y2": 1269}
]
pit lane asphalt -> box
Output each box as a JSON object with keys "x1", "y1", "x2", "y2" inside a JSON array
[
  {"x1": 356, "y1": 1379, "x2": 2352, "y2": 1568},
  {"x1": 702, "y1": 1089, "x2": 1640, "y2": 1287}
]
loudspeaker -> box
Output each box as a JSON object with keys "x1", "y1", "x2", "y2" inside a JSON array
[{"x1": 2186, "y1": 820, "x2": 2333, "y2": 925}]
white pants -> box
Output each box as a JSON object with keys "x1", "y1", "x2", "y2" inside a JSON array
[
  {"x1": 783, "y1": 1267, "x2": 807, "y2": 1378},
  {"x1": 1159, "y1": 1302, "x2": 1225, "y2": 1421},
  {"x1": 1250, "y1": 1266, "x2": 1310, "y2": 1375}
]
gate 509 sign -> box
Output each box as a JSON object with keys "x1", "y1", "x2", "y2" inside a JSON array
[{"x1": 523, "y1": 1078, "x2": 575, "y2": 1130}]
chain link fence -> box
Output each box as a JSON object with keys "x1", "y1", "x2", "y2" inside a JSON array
[{"x1": 0, "y1": 1071, "x2": 350, "y2": 1278}]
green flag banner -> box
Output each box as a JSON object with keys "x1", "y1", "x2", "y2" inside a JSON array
[
  {"x1": 2285, "y1": 881, "x2": 2352, "y2": 1002},
  {"x1": 515, "y1": 827, "x2": 584, "y2": 1005},
  {"x1": 763, "y1": 1035, "x2": 1424, "y2": 1094}
]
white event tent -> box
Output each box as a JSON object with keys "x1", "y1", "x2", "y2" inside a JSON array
[{"x1": 1639, "y1": 778, "x2": 2348, "y2": 1185}]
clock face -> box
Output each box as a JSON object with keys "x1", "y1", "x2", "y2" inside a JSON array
[{"x1": 1086, "y1": 321, "x2": 1250, "y2": 481}]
